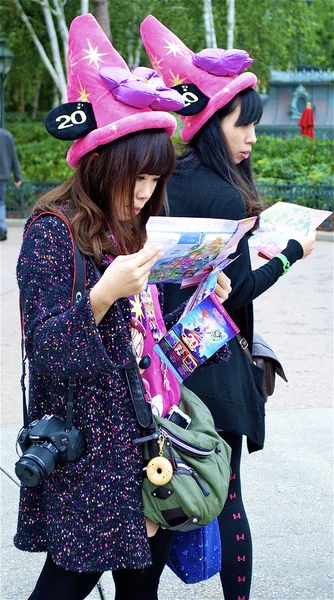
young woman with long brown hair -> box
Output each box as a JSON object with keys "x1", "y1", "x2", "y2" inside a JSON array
[{"x1": 14, "y1": 15, "x2": 231, "y2": 600}]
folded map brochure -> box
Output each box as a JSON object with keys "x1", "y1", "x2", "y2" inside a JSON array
[
  {"x1": 249, "y1": 202, "x2": 332, "y2": 259},
  {"x1": 154, "y1": 265, "x2": 239, "y2": 382},
  {"x1": 145, "y1": 215, "x2": 257, "y2": 285}
]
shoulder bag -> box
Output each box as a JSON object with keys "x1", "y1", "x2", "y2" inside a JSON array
[
  {"x1": 133, "y1": 384, "x2": 231, "y2": 532},
  {"x1": 237, "y1": 332, "x2": 288, "y2": 402}
]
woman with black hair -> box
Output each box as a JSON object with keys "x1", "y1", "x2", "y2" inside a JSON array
[{"x1": 141, "y1": 15, "x2": 316, "y2": 599}]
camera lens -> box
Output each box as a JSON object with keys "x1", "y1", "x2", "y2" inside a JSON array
[{"x1": 15, "y1": 442, "x2": 59, "y2": 487}]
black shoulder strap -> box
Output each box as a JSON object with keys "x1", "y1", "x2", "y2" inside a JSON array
[
  {"x1": 20, "y1": 213, "x2": 86, "y2": 429},
  {"x1": 73, "y1": 241, "x2": 86, "y2": 302}
]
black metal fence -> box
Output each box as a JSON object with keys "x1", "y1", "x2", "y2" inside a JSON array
[{"x1": 6, "y1": 180, "x2": 334, "y2": 230}]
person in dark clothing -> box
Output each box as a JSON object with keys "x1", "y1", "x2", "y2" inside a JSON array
[
  {"x1": 0, "y1": 127, "x2": 22, "y2": 240},
  {"x1": 141, "y1": 15, "x2": 316, "y2": 600}
]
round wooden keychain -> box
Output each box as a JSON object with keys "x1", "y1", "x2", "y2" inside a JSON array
[{"x1": 146, "y1": 435, "x2": 173, "y2": 485}]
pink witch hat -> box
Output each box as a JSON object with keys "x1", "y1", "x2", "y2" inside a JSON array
[
  {"x1": 140, "y1": 15, "x2": 257, "y2": 142},
  {"x1": 44, "y1": 14, "x2": 183, "y2": 167}
]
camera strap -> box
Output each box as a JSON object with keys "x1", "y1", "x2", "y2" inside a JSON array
[{"x1": 19, "y1": 212, "x2": 86, "y2": 431}]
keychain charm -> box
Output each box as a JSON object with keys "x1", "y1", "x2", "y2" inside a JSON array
[{"x1": 146, "y1": 435, "x2": 173, "y2": 485}]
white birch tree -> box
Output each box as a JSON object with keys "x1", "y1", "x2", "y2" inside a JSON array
[
  {"x1": 11, "y1": 0, "x2": 68, "y2": 102},
  {"x1": 41, "y1": 1, "x2": 67, "y2": 101},
  {"x1": 203, "y1": 0, "x2": 217, "y2": 48},
  {"x1": 226, "y1": 0, "x2": 235, "y2": 49}
]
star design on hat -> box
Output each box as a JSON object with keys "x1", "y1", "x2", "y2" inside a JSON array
[
  {"x1": 82, "y1": 39, "x2": 108, "y2": 68},
  {"x1": 110, "y1": 123, "x2": 118, "y2": 132},
  {"x1": 76, "y1": 78, "x2": 90, "y2": 102},
  {"x1": 169, "y1": 69, "x2": 186, "y2": 86},
  {"x1": 68, "y1": 48, "x2": 78, "y2": 74},
  {"x1": 163, "y1": 38, "x2": 185, "y2": 57},
  {"x1": 223, "y1": 87, "x2": 231, "y2": 93},
  {"x1": 149, "y1": 54, "x2": 164, "y2": 76}
]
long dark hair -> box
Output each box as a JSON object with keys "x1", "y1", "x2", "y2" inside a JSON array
[
  {"x1": 34, "y1": 129, "x2": 175, "y2": 264},
  {"x1": 181, "y1": 87, "x2": 263, "y2": 218}
]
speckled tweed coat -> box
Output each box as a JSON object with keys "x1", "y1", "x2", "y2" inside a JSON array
[{"x1": 14, "y1": 213, "x2": 182, "y2": 573}]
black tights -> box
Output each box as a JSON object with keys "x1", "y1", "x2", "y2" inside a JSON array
[
  {"x1": 218, "y1": 433, "x2": 252, "y2": 600},
  {"x1": 27, "y1": 527, "x2": 175, "y2": 600}
]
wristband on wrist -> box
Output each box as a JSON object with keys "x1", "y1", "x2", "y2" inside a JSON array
[{"x1": 275, "y1": 253, "x2": 291, "y2": 275}]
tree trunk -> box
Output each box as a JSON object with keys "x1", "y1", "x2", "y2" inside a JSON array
[
  {"x1": 19, "y1": 81, "x2": 25, "y2": 113},
  {"x1": 81, "y1": 0, "x2": 89, "y2": 13},
  {"x1": 203, "y1": 0, "x2": 217, "y2": 48},
  {"x1": 42, "y1": 1, "x2": 67, "y2": 102},
  {"x1": 52, "y1": 0, "x2": 69, "y2": 63},
  {"x1": 10, "y1": 0, "x2": 67, "y2": 102},
  {"x1": 92, "y1": 0, "x2": 112, "y2": 41},
  {"x1": 226, "y1": 0, "x2": 235, "y2": 49},
  {"x1": 31, "y1": 81, "x2": 41, "y2": 118}
]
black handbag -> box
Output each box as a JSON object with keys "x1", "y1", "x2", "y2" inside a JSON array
[{"x1": 237, "y1": 332, "x2": 288, "y2": 402}]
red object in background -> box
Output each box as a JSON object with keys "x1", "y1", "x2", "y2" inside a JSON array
[{"x1": 298, "y1": 102, "x2": 315, "y2": 139}]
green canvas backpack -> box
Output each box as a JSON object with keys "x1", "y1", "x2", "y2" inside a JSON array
[{"x1": 134, "y1": 385, "x2": 231, "y2": 532}]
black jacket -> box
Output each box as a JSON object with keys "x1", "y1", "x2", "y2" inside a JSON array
[{"x1": 163, "y1": 158, "x2": 303, "y2": 451}]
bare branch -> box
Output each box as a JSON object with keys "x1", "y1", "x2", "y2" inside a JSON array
[
  {"x1": 52, "y1": 0, "x2": 69, "y2": 62},
  {"x1": 227, "y1": 0, "x2": 235, "y2": 49},
  {"x1": 81, "y1": 0, "x2": 89, "y2": 13},
  {"x1": 203, "y1": 0, "x2": 217, "y2": 48},
  {"x1": 31, "y1": 0, "x2": 58, "y2": 16},
  {"x1": 42, "y1": 0, "x2": 67, "y2": 101},
  {"x1": 10, "y1": 0, "x2": 62, "y2": 93}
]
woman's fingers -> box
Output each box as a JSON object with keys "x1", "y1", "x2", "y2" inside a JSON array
[
  {"x1": 215, "y1": 272, "x2": 232, "y2": 303},
  {"x1": 119, "y1": 246, "x2": 163, "y2": 267},
  {"x1": 217, "y1": 272, "x2": 232, "y2": 293}
]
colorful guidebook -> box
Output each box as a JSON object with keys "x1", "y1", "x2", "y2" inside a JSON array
[
  {"x1": 154, "y1": 264, "x2": 239, "y2": 382},
  {"x1": 145, "y1": 215, "x2": 257, "y2": 285},
  {"x1": 249, "y1": 201, "x2": 332, "y2": 259}
]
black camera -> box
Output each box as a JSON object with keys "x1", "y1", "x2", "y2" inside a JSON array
[{"x1": 15, "y1": 414, "x2": 86, "y2": 487}]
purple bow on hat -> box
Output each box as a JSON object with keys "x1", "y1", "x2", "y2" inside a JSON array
[
  {"x1": 99, "y1": 66, "x2": 184, "y2": 111},
  {"x1": 193, "y1": 48, "x2": 253, "y2": 76}
]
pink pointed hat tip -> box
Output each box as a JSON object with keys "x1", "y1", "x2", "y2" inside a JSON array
[{"x1": 193, "y1": 48, "x2": 254, "y2": 77}]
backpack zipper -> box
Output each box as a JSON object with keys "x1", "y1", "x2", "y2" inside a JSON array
[{"x1": 159, "y1": 425, "x2": 217, "y2": 458}]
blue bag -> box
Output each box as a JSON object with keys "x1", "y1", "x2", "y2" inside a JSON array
[{"x1": 167, "y1": 517, "x2": 222, "y2": 584}]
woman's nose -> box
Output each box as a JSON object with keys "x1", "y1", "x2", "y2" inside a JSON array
[
  {"x1": 246, "y1": 126, "x2": 257, "y2": 145},
  {"x1": 137, "y1": 181, "x2": 152, "y2": 200}
]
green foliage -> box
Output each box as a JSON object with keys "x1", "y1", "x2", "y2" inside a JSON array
[
  {"x1": 252, "y1": 136, "x2": 334, "y2": 185},
  {"x1": 7, "y1": 120, "x2": 334, "y2": 188},
  {"x1": 8, "y1": 121, "x2": 72, "y2": 181},
  {"x1": 1, "y1": 0, "x2": 333, "y2": 115}
]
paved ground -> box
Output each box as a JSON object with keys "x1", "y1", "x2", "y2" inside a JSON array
[{"x1": 1, "y1": 222, "x2": 333, "y2": 600}]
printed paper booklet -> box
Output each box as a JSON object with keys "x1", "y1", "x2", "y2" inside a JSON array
[
  {"x1": 154, "y1": 265, "x2": 239, "y2": 382},
  {"x1": 249, "y1": 202, "x2": 332, "y2": 259},
  {"x1": 145, "y1": 215, "x2": 257, "y2": 285}
]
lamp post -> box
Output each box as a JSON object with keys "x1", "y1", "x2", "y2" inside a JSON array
[{"x1": 0, "y1": 36, "x2": 15, "y2": 129}]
